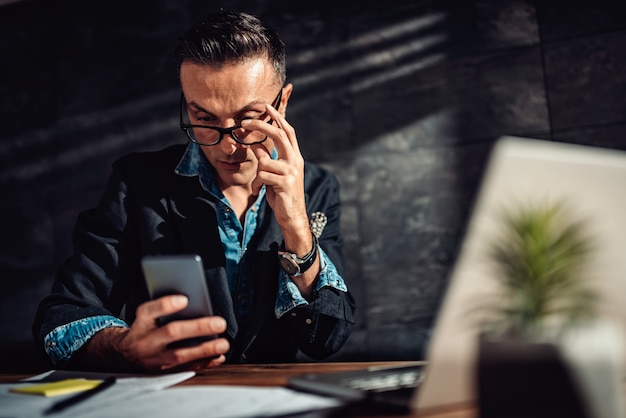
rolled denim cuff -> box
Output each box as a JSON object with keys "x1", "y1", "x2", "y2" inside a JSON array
[
  {"x1": 44, "y1": 315, "x2": 128, "y2": 365},
  {"x1": 274, "y1": 248, "x2": 348, "y2": 318}
]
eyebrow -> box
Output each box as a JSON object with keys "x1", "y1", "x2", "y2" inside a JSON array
[{"x1": 188, "y1": 100, "x2": 267, "y2": 116}]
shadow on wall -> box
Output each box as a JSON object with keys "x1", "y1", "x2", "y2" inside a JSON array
[{"x1": 279, "y1": 3, "x2": 460, "y2": 361}]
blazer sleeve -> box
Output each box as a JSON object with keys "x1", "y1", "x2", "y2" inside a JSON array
[
  {"x1": 32, "y1": 158, "x2": 143, "y2": 362},
  {"x1": 287, "y1": 163, "x2": 356, "y2": 359},
  {"x1": 31, "y1": 145, "x2": 189, "y2": 362}
]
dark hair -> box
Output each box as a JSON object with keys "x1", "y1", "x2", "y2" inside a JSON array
[{"x1": 175, "y1": 11, "x2": 286, "y2": 85}]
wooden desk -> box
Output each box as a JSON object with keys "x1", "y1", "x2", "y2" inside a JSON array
[{"x1": 0, "y1": 362, "x2": 476, "y2": 418}]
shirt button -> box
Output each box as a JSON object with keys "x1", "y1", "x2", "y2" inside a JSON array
[
  {"x1": 305, "y1": 318, "x2": 312, "y2": 325},
  {"x1": 290, "y1": 312, "x2": 297, "y2": 317}
]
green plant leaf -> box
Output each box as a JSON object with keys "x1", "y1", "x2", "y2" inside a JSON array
[{"x1": 482, "y1": 200, "x2": 598, "y2": 338}]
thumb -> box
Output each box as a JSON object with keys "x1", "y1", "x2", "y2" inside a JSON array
[{"x1": 251, "y1": 143, "x2": 270, "y2": 160}]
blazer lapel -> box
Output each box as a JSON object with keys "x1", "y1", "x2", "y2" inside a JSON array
[{"x1": 233, "y1": 200, "x2": 282, "y2": 356}]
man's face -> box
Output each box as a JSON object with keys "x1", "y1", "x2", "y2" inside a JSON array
[{"x1": 179, "y1": 58, "x2": 285, "y2": 191}]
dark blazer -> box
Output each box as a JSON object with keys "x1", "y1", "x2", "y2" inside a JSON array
[{"x1": 33, "y1": 144, "x2": 355, "y2": 365}]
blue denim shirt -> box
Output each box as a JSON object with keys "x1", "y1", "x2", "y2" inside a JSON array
[{"x1": 45, "y1": 143, "x2": 347, "y2": 365}]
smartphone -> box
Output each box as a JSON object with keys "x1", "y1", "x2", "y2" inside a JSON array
[{"x1": 141, "y1": 254, "x2": 217, "y2": 347}]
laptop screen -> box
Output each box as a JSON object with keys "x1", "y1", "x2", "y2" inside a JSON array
[{"x1": 414, "y1": 136, "x2": 626, "y2": 411}]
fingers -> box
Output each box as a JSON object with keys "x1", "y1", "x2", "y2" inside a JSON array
[
  {"x1": 241, "y1": 103, "x2": 301, "y2": 160},
  {"x1": 265, "y1": 103, "x2": 301, "y2": 154},
  {"x1": 136, "y1": 295, "x2": 188, "y2": 323},
  {"x1": 254, "y1": 163, "x2": 297, "y2": 191},
  {"x1": 186, "y1": 354, "x2": 227, "y2": 372},
  {"x1": 133, "y1": 295, "x2": 188, "y2": 339},
  {"x1": 242, "y1": 100, "x2": 304, "y2": 186},
  {"x1": 160, "y1": 315, "x2": 227, "y2": 341},
  {"x1": 243, "y1": 100, "x2": 308, "y2": 231},
  {"x1": 248, "y1": 107, "x2": 303, "y2": 183},
  {"x1": 250, "y1": 144, "x2": 271, "y2": 195},
  {"x1": 131, "y1": 316, "x2": 230, "y2": 372},
  {"x1": 128, "y1": 297, "x2": 230, "y2": 371},
  {"x1": 159, "y1": 338, "x2": 230, "y2": 371}
]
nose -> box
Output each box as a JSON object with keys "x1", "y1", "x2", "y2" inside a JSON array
[
  {"x1": 216, "y1": 118, "x2": 245, "y2": 153},
  {"x1": 218, "y1": 130, "x2": 245, "y2": 155}
]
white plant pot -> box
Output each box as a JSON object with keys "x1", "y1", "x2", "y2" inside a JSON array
[{"x1": 556, "y1": 320, "x2": 624, "y2": 418}]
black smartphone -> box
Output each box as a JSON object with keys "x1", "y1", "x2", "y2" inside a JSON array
[{"x1": 141, "y1": 254, "x2": 217, "y2": 348}]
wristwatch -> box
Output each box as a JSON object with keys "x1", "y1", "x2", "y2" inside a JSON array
[{"x1": 278, "y1": 234, "x2": 318, "y2": 277}]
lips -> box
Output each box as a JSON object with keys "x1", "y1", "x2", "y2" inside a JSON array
[{"x1": 219, "y1": 160, "x2": 246, "y2": 170}]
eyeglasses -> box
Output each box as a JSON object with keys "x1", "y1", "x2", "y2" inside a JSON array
[{"x1": 180, "y1": 89, "x2": 283, "y2": 146}]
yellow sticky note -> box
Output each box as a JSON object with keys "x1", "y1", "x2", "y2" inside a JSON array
[{"x1": 10, "y1": 379, "x2": 103, "y2": 397}]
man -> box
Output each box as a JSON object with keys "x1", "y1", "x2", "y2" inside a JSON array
[{"x1": 33, "y1": 11, "x2": 355, "y2": 372}]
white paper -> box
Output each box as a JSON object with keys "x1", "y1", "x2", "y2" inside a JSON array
[
  {"x1": 76, "y1": 386, "x2": 345, "y2": 418},
  {"x1": 0, "y1": 371, "x2": 344, "y2": 418},
  {"x1": 0, "y1": 370, "x2": 194, "y2": 418}
]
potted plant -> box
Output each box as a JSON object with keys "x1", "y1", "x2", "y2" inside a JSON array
[{"x1": 477, "y1": 201, "x2": 623, "y2": 418}]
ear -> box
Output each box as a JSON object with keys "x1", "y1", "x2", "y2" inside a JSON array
[{"x1": 278, "y1": 83, "x2": 293, "y2": 116}]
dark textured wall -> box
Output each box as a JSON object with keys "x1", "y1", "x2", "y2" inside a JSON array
[{"x1": 1, "y1": 0, "x2": 626, "y2": 371}]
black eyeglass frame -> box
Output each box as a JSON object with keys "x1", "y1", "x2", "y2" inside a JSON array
[{"x1": 180, "y1": 89, "x2": 283, "y2": 146}]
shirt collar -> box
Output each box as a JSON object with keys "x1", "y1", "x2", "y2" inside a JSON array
[{"x1": 175, "y1": 142, "x2": 206, "y2": 177}]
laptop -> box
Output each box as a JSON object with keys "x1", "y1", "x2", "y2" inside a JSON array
[{"x1": 289, "y1": 136, "x2": 626, "y2": 414}]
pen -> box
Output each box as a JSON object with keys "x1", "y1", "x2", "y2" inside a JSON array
[{"x1": 44, "y1": 377, "x2": 117, "y2": 415}]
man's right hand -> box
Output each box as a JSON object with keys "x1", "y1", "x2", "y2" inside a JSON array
[{"x1": 76, "y1": 295, "x2": 230, "y2": 372}]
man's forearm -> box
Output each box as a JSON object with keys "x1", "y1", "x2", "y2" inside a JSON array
[{"x1": 72, "y1": 327, "x2": 138, "y2": 372}]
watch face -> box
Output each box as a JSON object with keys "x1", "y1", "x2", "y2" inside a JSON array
[{"x1": 280, "y1": 257, "x2": 299, "y2": 275}]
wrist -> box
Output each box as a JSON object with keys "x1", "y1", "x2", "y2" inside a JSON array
[
  {"x1": 75, "y1": 327, "x2": 139, "y2": 372},
  {"x1": 279, "y1": 233, "x2": 318, "y2": 277},
  {"x1": 281, "y1": 223, "x2": 314, "y2": 256}
]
